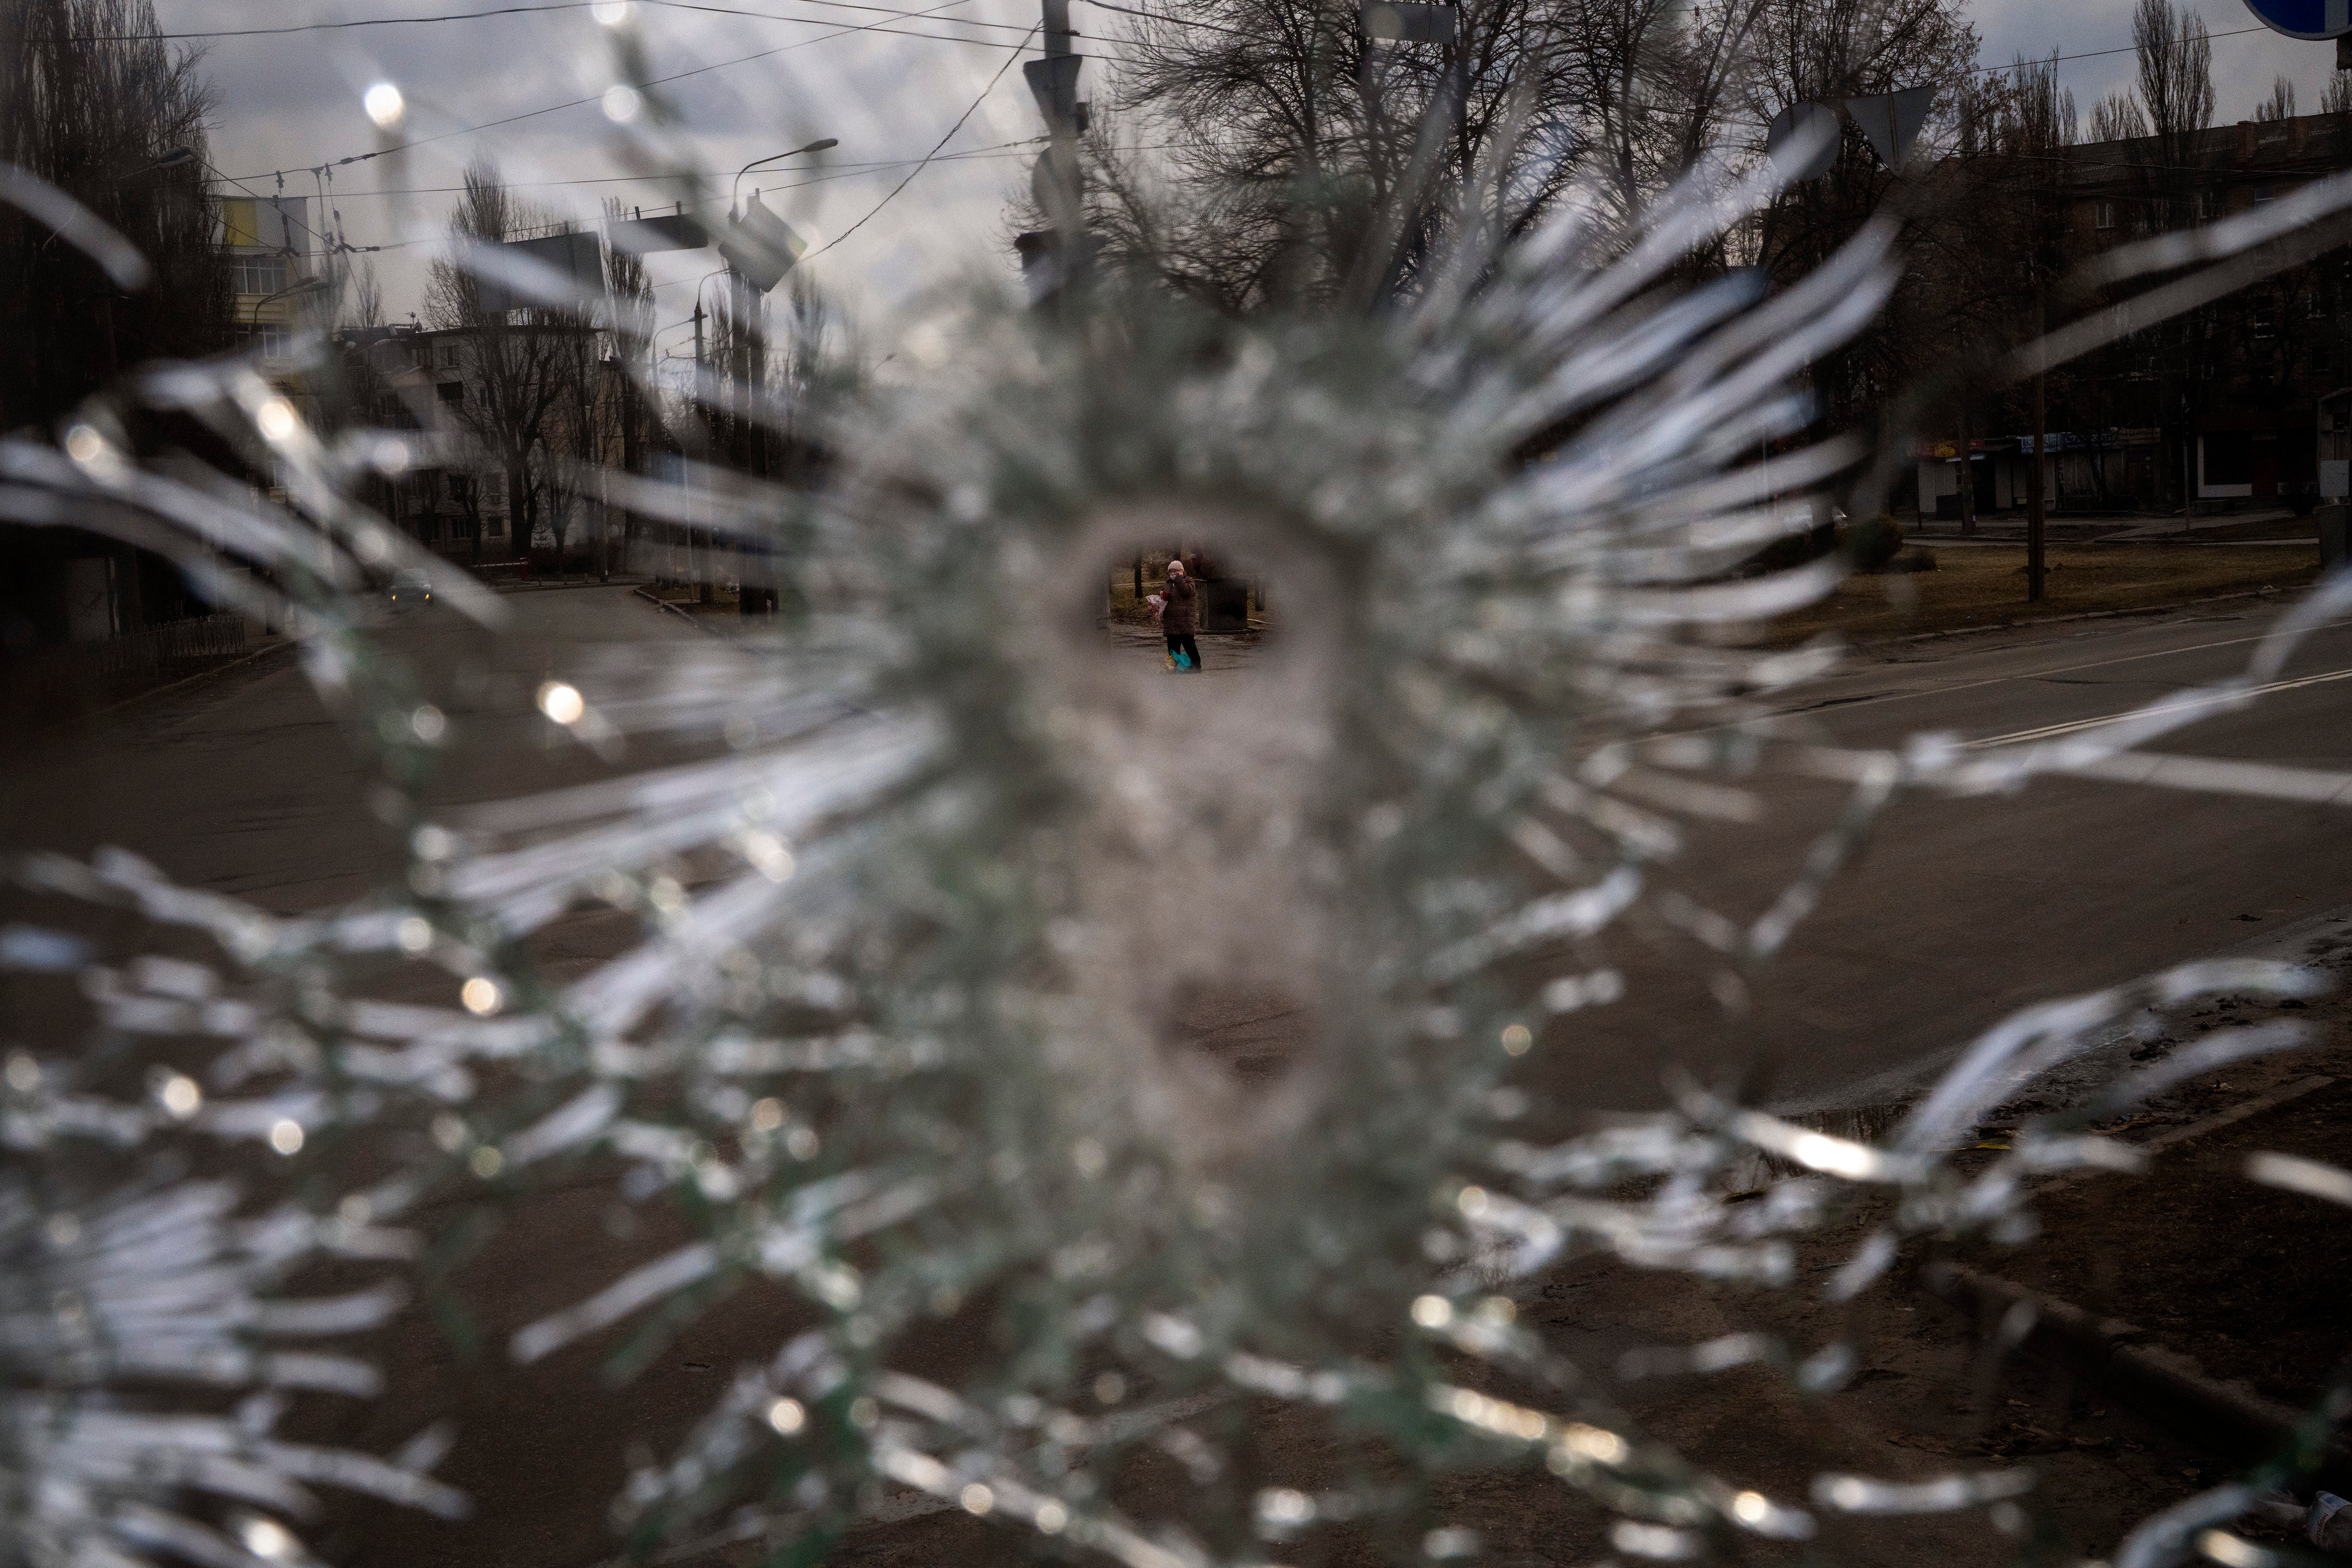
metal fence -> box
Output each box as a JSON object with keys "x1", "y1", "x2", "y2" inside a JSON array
[
  {"x1": 2, "y1": 614, "x2": 253, "y2": 724},
  {"x1": 75, "y1": 613, "x2": 250, "y2": 677}
]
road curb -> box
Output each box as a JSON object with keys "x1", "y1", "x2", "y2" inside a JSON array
[
  {"x1": 632, "y1": 586, "x2": 724, "y2": 638},
  {"x1": 1927, "y1": 1262, "x2": 2352, "y2": 1486},
  {"x1": 492, "y1": 576, "x2": 646, "y2": 594},
  {"x1": 67, "y1": 636, "x2": 297, "y2": 730},
  {"x1": 1866, "y1": 585, "x2": 2291, "y2": 648}
]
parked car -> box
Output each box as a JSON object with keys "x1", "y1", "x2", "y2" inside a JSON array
[{"x1": 388, "y1": 569, "x2": 433, "y2": 607}]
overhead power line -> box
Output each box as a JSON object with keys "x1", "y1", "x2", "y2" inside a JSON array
[
  {"x1": 207, "y1": 0, "x2": 2262, "y2": 235},
  {"x1": 81, "y1": 0, "x2": 1035, "y2": 42},
  {"x1": 278, "y1": 138, "x2": 1052, "y2": 199},
  {"x1": 1073, "y1": 0, "x2": 1242, "y2": 35},
  {"x1": 804, "y1": 19, "x2": 1037, "y2": 261},
  {"x1": 95, "y1": 0, "x2": 1149, "y2": 63},
  {"x1": 220, "y1": 0, "x2": 1019, "y2": 182},
  {"x1": 215, "y1": 0, "x2": 1145, "y2": 191},
  {"x1": 1965, "y1": 24, "x2": 2267, "y2": 79},
  {"x1": 78, "y1": 0, "x2": 1223, "y2": 42}
]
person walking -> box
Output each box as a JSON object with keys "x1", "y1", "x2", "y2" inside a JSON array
[{"x1": 1160, "y1": 558, "x2": 1202, "y2": 672}]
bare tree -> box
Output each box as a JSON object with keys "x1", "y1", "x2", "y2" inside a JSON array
[
  {"x1": 336, "y1": 255, "x2": 384, "y2": 332},
  {"x1": 2254, "y1": 75, "x2": 2297, "y2": 124},
  {"x1": 2088, "y1": 89, "x2": 2148, "y2": 143},
  {"x1": 1099, "y1": 0, "x2": 1609, "y2": 310},
  {"x1": 2132, "y1": 0, "x2": 2213, "y2": 228},
  {"x1": 2326, "y1": 69, "x2": 2352, "y2": 118},
  {"x1": 424, "y1": 163, "x2": 572, "y2": 561},
  {"x1": 2116, "y1": 0, "x2": 2214, "y2": 515},
  {"x1": 0, "y1": 0, "x2": 227, "y2": 430},
  {"x1": 0, "y1": 0, "x2": 229, "y2": 636},
  {"x1": 1744, "y1": 0, "x2": 1979, "y2": 449},
  {"x1": 601, "y1": 200, "x2": 652, "y2": 580},
  {"x1": 2001, "y1": 49, "x2": 2075, "y2": 156}
]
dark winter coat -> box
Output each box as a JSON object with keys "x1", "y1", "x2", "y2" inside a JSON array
[{"x1": 1160, "y1": 573, "x2": 1198, "y2": 635}]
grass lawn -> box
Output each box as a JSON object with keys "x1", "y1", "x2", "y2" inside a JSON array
[{"x1": 1756, "y1": 543, "x2": 2324, "y2": 645}]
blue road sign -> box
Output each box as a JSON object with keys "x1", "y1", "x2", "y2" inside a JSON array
[{"x1": 2241, "y1": 0, "x2": 2350, "y2": 40}]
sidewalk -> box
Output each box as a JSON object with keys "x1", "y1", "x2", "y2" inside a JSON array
[{"x1": 1909, "y1": 508, "x2": 2309, "y2": 544}]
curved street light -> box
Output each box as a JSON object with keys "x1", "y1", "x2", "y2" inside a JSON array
[
  {"x1": 118, "y1": 146, "x2": 196, "y2": 184},
  {"x1": 244, "y1": 273, "x2": 330, "y2": 354},
  {"x1": 732, "y1": 137, "x2": 838, "y2": 209}
]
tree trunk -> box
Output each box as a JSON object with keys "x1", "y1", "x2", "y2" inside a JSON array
[
  {"x1": 508, "y1": 458, "x2": 530, "y2": 571},
  {"x1": 2027, "y1": 295, "x2": 2048, "y2": 603},
  {"x1": 1958, "y1": 402, "x2": 1976, "y2": 537}
]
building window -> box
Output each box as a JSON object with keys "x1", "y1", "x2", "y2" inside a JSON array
[
  {"x1": 436, "y1": 381, "x2": 464, "y2": 404},
  {"x1": 439, "y1": 342, "x2": 461, "y2": 369},
  {"x1": 2095, "y1": 200, "x2": 2116, "y2": 230},
  {"x1": 2315, "y1": 342, "x2": 2332, "y2": 374},
  {"x1": 2254, "y1": 184, "x2": 2276, "y2": 206},
  {"x1": 2198, "y1": 189, "x2": 2222, "y2": 221},
  {"x1": 230, "y1": 253, "x2": 287, "y2": 296},
  {"x1": 2251, "y1": 294, "x2": 2277, "y2": 339},
  {"x1": 449, "y1": 474, "x2": 471, "y2": 505},
  {"x1": 236, "y1": 322, "x2": 292, "y2": 358}
]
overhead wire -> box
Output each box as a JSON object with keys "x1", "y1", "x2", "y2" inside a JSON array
[
  {"x1": 286, "y1": 137, "x2": 1056, "y2": 199},
  {"x1": 1072, "y1": 0, "x2": 1242, "y2": 36},
  {"x1": 803, "y1": 19, "x2": 1038, "y2": 260},
  {"x1": 78, "y1": 0, "x2": 1224, "y2": 41},
  {"x1": 199, "y1": 2, "x2": 2282, "y2": 271},
  {"x1": 82, "y1": 0, "x2": 1037, "y2": 42},
  {"x1": 1963, "y1": 25, "x2": 2269, "y2": 79},
  {"x1": 123, "y1": 0, "x2": 1149, "y2": 62},
  {"x1": 217, "y1": 0, "x2": 1088, "y2": 183}
]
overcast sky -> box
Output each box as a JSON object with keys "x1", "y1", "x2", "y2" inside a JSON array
[
  {"x1": 171, "y1": 0, "x2": 2344, "y2": 364},
  {"x1": 175, "y1": 0, "x2": 1069, "y2": 370}
]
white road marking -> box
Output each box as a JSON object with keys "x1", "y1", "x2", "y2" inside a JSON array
[
  {"x1": 1962, "y1": 665, "x2": 2352, "y2": 750},
  {"x1": 1802, "y1": 615, "x2": 2352, "y2": 723}
]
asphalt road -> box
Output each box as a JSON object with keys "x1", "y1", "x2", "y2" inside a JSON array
[
  {"x1": 12, "y1": 582, "x2": 2352, "y2": 1118},
  {"x1": 1555, "y1": 598, "x2": 2352, "y2": 1118},
  {"x1": 9, "y1": 583, "x2": 2352, "y2": 1566}
]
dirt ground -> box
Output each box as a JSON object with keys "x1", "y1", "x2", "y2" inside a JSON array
[
  {"x1": 1757, "y1": 544, "x2": 2324, "y2": 645},
  {"x1": 635, "y1": 915, "x2": 2352, "y2": 1568}
]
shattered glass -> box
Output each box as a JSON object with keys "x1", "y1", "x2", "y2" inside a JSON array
[{"x1": 8, "y1": 40, "x2": 2352, "y2": 1568}]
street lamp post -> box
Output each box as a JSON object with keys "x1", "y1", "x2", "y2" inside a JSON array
[
  {"x1": 127, "y1": 147, "x2": 195, "y2": 180},
  {"x1": 731, "y1": 137, "x2": 837, "y2": 211},
  {"x1": 244, "y1": 273, "x2": 329, "y2": 356},
  {"x1": 718, "y1": 143, "x2": 829, "y2": 613}
]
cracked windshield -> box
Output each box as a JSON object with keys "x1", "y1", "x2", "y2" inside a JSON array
[{"x1": 9, "y1": 0, "x2": 2352, "y2": 1565}]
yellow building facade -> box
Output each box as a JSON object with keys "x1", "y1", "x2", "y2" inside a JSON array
[{"x1": 220, "y1": 194, "x2": 316, "y2": 367}]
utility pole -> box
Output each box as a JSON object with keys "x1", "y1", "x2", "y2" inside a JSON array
[
  {"x1": 691, "y1": 297, "x2": 705, "y2": 597},
  {"x1": 726, "y1": 255, "x2": 755, "y2": 611},
  {"x1": 1018, "y1": 0, "x2": 1089, "y2": 305}
]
